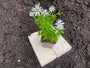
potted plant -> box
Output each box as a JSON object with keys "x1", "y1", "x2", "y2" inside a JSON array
[
  {"x1": 29, "y1": 4, "x2": 64, "y2": 48},
  {"x1": 28, "y1": 4, "x2": 72, "y2": 66}
]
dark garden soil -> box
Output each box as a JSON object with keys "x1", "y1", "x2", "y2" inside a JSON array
[{"x1": 0, "y1": 0, "x2": 90, "y2": 68}]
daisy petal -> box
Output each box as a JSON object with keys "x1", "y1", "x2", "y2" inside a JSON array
[
  {"x1": 32, "y1": 7, "x2": 36, "y2": 11},
  {"x1": 35, "y1": 4, "x2": 39, "y2": 8},
  {"x1": 35, "y1": 12, "x2": 37, "y2": 16},
  {"x1": 37, "y1": 12, "x2": 40, "y2": 16},
  {"x1": 55, "y1": 30, "x2": 58, "y2": 34}
]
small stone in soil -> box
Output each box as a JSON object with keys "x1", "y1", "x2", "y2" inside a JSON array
[
  {"x1": 0, "y1": 55, "x2": 4, "y2": 63},
  {"x1": 17, "y1": 59, "x2": 21, "y2": 62}
]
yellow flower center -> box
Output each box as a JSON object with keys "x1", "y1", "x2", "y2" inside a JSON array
[
  {"x1": 31, "y1": 13, "x2": 33, "y2": 15},
  {"x1": 43, "y1": 12, "x2": 46, "y2": 15},
  {"x1": 36, "y1": 9, "x2": 39, "y2": 12},
  {"x1": 58, "y1": 22, "x2": 61, "y2": 25},
  {"x1": 51, "y1": 8, "x2": 53, "y2": 11},
  {"x1": 58, "y1": 28, "x2": 60, "y2": 30}
]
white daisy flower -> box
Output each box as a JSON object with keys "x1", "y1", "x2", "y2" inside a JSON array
[
  {"x1": 42, "y1": 9, "x2": 49, "y2": 17},
  {"x1": 56, "y1": 25, "x2": 64, "y2": 31},
  {"x1": 49, "y1": 6, "x2": 55, "y2": 12},
  {"x1": 31, "y1": 4, "x2": 43, "y2": 16},
  {"x1": 29, "y1": 12, "x2": 34, "y2": 16},
  {"x1": 55, "y1": 19, "x2": 64, "y2": 26}
]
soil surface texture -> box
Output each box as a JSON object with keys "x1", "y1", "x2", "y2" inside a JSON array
[{"x1": 0, "y1": 0, "x2": 90, "y2": 68}]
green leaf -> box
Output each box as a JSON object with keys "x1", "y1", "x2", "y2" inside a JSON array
[{"x1": 56, "y1": 11, "x2": 61, "y2": 15}]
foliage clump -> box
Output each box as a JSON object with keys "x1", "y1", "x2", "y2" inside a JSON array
[{"x1": 29, "y1": 3, "x2": 64, "y2": 43}]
